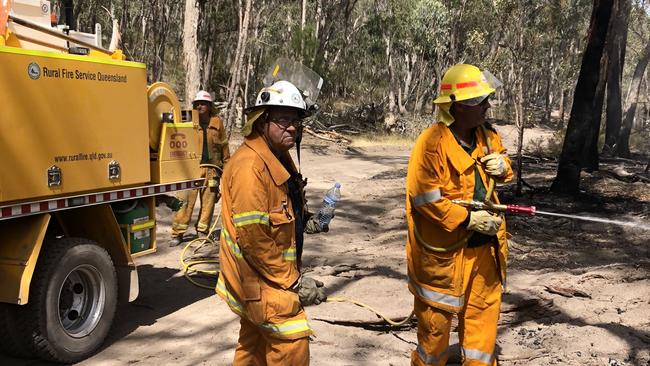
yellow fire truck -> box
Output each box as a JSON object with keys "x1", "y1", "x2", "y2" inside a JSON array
[{"x1": 0, "y1": 1, "x2": 203, "y2": 362}]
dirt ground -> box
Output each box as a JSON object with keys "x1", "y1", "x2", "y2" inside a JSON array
[{"x1": 3, "y1": 124, "x2": 649, "y2": 366}]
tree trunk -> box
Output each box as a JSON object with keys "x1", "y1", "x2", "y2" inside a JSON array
[
  {"x1": 300, "y1": 0, "x2": 307, "y2": 63},
  {"x1": 551, "y1": 0, "x2": 614, "y2": 194},
  {"x1": 384, "y1": 33, "x2": 397, "y2": 130},
  {"x1": 558, "y1": 88, "x2": 565, "y2": 124},
  {"x1": 182, "y1": 0, "x2": 202, "y2": 108},
  {"x1": 617, "y1": 39, "x2": 650, "y2": 157},
  {"x1": 225, "y1": 0, "x2": 252, "y2": 130},
  {"x1": 582, "y1": 50, "x2": 608, "y2": 172},
  {"x1": 544, "y1": 47, "x2": 554, "y2": 124},
  {"x1": 315, "y1": 0, "x2": 322, "y2": 40},
  {"x1": 107, "y1": 5, "x2": 120, "y2": 52},
  {"x1": 514, "y1": 23, "x2": 525, "y2": 196},
  {"x1": 603, "y1": 0, "x2": 631, "y2": 154}
]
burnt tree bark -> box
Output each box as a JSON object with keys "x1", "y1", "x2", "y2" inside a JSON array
[
  {"x1": 551, "y1": 0, "x2": 614, "y2": 194},
  {"x1": 603, "y1": 0, "x2": 631, "y2": 154}
]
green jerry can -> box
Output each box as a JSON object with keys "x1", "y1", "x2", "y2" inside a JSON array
[{"x1": 112, "y1": 200, "x2": 152, "y2": 254}]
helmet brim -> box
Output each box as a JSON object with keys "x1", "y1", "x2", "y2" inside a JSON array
[{"x1": 244, "y1": 104, "x2": 311, "y2": 118}]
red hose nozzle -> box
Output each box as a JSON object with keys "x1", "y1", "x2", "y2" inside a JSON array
[{"x1": 506, "y1": 204, "x2": 536, "y2": 215}]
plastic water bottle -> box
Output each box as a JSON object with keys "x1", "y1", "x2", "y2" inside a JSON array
[{"x1": 318, "y1": 182, "x2": 341, "y2": 231}]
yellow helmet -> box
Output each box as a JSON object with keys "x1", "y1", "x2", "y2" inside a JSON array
[
  {"x1": 433, "y1": 64, "x2": 502, "y2": 125},
  {"x1": 433, "y1": 64, "x2": 501, "y2": 105}
]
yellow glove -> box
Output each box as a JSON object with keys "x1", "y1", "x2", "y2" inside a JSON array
[
  {"x1": 480, "y1": 153, "x2": 508, "y2": 177},
  {"x1": 467, "y1": 210, "x2": 502, "y2": 236}
]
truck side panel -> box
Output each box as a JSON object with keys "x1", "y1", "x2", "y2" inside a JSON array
[
  {"x1": 0, "y1": 213, "x2": 50, "y2": 304},
  {"x1": 0, "y1": 46, "x2": 150, "y2": 204}
]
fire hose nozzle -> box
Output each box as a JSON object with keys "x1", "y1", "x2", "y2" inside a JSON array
[
  {"x1": 452, "y1": 200, "x2": 536, "y2": 215},
  {"x1": 506, "y1": 204, "x2": 536, "y2": 215}
]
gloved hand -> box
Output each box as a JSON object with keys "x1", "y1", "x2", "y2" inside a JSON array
[
  {"x1": 480, "y1": 153, "x2": 508, "y2": 177},
  {"x1": 297, "y1": 277, "x2": 327, "y2": 306},
  {"x1": 304, "y1": 215, "x2": 323, "y2": 234},
  {"x1": 466, "y1": 210, "x2": 502, "y2": 236}
]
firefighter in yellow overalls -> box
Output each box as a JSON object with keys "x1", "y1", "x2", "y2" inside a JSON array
[
  {"x1": 170, "y1": 91, "x2": 230, "y2": 246},
  {"x1": 406, "y1": 64, "x2": 513, "y2": 365},
  {"x1": 217, "y1": 65, "x2": 327, "y2": 364}
]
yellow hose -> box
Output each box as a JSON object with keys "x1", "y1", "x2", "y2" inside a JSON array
[
  {"x1": 180, "y1": 212, "x2": 222, "y2": 290},
  {"x1": 179, "y1": 166, "x2": 223, "y2": 289},
  {"x1": 326, "y1": 296, "x2": 415, "y2": 327}
]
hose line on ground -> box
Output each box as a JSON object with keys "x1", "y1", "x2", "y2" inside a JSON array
[
  {"x1": 179, "y1": 219, "x2": 416, "y2": 327},
  {"x1": 180, "y1": 212, "x2": 221, "y2": 289},
  {"x1": 326, "y1": 297, "x2": 415, "y2": 327}
]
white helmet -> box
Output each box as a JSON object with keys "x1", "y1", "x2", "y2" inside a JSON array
[
  {"x1": 254, "y1": 80, "x2": 307, "y2": 111},
  {"x1": 243, "y1": 80, "x2": 309, "y2": 136},
  {"x1": 193, "y1": 90, "x2": 213, "y2": 104}
]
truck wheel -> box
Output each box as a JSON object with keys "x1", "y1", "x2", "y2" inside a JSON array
[{"x1": 0, "y1": 238, "x2": 118, "y2": 363}]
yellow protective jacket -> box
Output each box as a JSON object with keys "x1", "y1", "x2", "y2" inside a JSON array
[
  {"x1": 199, "y1": 115, "x2": 230, "y2": 170},
  {"x1": 406, "y1": 122, "x2": 513, "y2": 313},
  {"x1": 217, "y1": 132, "x2": 311, "y2": 340}
]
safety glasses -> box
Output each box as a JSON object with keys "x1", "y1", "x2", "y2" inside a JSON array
[
  {"x1": 270, "y1": 117, "x2": 303, "y2": 129},
  {"x1": 457, "y1": 94, "x2": 490, "y2": 107}
]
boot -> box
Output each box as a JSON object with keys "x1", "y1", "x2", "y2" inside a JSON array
[{"x1": 169, "y1": 235, "x2": 184, "y2": 247}]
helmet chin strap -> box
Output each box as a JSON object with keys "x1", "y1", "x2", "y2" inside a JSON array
[{"x1": 296, "y1": 124, "x2": 303, "y2": 173}]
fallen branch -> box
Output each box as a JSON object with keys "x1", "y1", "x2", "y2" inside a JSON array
[
  {"x1": 498, "y1": 350, "x2": 549, "y2": 362},
  {"x1": 544, "y1": 285, "x2": 591, "y2": 298},
  {"x1": 600, "y1": 156, "x2": 646, "y2": 166},
  {"x1": 325, "y1": 129, "x2": 353, "y2": 143},
  {"x1": 312, "y1": 317, "x2": 415, "y2": 332},
  {"x1": 600, "y1": 167, "x2": 650, "y2": 183},
  {"x1": 303, "y1": 127, "x2": 339, "y2": 142}
]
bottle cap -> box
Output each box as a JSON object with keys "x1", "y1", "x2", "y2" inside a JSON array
[{"x1": 334, "y1": 182, "x2": 341, "y2": 188}]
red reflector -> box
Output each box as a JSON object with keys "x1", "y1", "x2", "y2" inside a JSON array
[
  {"x1": 456, "y1": 81, "x2": 478, "y2": 89},
  {"x1": 440, "y1": 84, "x2": 452, "y2": 90}
]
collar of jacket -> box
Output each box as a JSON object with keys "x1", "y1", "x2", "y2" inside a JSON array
[
  {"x1": 244, "y1": 133, "x2": 291, "y2": 186},
  {"x1": 441, "y1": 124, "x2": 477, "y2": 174},
  {"x1": 198, "y1": 116, "x2": 222, "y2": 130}
]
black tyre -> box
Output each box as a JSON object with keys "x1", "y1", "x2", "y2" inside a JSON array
[{"x1": 0, "y1": 238, "x2": 118, "y2": 363}]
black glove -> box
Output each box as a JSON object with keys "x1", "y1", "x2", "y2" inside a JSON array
[{"x1": 297, "y1": 277, "x2": 327, "y2": 306}]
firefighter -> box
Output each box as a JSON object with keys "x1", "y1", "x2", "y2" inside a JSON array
[
  {"x1": 406, "y1": 64, "x2": 513, "y2": 366},
  {"x1": 170, "y1": 91, "x2": 230, "y2": 246},
  {"x1": 216, "y1": 79, "x2": 326, "y2": 365}
]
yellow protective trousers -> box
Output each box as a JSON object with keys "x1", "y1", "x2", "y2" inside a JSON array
[
  {"x1": 412, "y1": 244, "x2": 501, "y2": 366},
  {"x1": 234, "y1": 317, "x2": 309, "y2": 366},
  {"x1": 171, "y1": 167, "x2": 219, "y2": 237}
]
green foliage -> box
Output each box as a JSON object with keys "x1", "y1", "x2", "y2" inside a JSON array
[{"x1": 64, "y1": 0, "x2": 650, "y2": 148}]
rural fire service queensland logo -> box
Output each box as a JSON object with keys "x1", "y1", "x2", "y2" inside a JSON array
[{"x1": 27, "y1": 62, "x2": 41, "y2": 80}]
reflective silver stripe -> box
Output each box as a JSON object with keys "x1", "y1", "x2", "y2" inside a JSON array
[
  {"x1": 221, "y1": 228, "x2": 242, "y2": 258},
  {"x1": 282, "y1": 247, "x2": 296, "y2": 261},
  {"x1": 462, "y1": 347, "x2": 493, "y2": 365},
  {"x1": 233, "y1": 211, "x2": 270, "y2": 227},
  {"x1": 412, "y1": 189, "x2": 442, "y2": 207},
  {"x1": 416, "y1": 344, "x2": 447, "y2": 365},
  {"x1": 216, "y1": 275, "x2": 244, "y2": 315},
  {"x1": 410, "y1": 278, "x2": 464, "y2": 308},
  {"x1": 261, "y1": 319, "x2": 311, "y2": 335}
]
